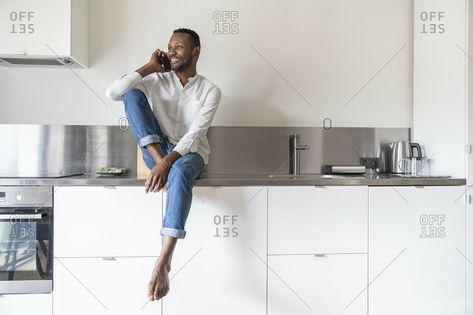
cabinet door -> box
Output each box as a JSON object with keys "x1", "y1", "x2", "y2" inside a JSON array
[
  {"x1": 369, "y1": 186, "x2": 466, "y2": 315},
  {"x1": 0, "y1": 0, "x2": 70, "y2": 56},
  {"x1": 162, "y1": 187, "x2": 267, "y2": 315},
  {"x1": 53, "y1": 257, "x2": 161, "y2": 315},
  {"x1": 55, "y1": 186, "x2": 162, "y2": 257},
  {"x1": 268, "y1": 254, "x2": 367, "y2": 315},
  {"x1": 268, "y1": 186, "x2": 368, "y2": 254},
  {"x1": 413, "y1": 0, "x2": 467, "y2": 178},
  {"x1": 0, "y1": 293, "x2": 51, "y2": 315},
  {"x1": 468, "y1": 201, "x2": 473, "y2": 315}
]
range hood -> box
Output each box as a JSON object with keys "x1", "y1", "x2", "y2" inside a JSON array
[
  {"x1": 0, "y1": 0, "x2": 88, "y2": 68},
  {"x1": 0, "y1": 55, "x2": 83, "y2": 68}
]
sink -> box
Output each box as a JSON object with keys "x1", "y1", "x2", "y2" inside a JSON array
[
  {"x1": 267, "y1": 174, "x2": 319, "y2": 178},
  {"x1": 319, "y1": 174, "x2": 364, "y2": 179},
  {"x1": 319, "y1": 174, "x2": 366, "y2": 179}
]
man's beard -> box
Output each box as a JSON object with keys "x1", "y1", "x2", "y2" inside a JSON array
[{"x1": 174, "y1": 53, "x2": 193, "y2": 73}]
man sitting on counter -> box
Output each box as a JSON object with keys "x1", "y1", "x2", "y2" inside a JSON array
[{"x1": 105, "y1": 28, "x2": 222, "y2": 301}]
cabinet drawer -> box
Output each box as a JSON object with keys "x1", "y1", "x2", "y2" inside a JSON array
[
  {"x1": 163, "y1": 187, "x2": 267, "y2": 315},
  {"x1": 53, "y1": 257, "x2": 160, "y2": 315},
  {"x1": 0, "y1": 294, "x2": 51, "y2": 315},
  {"x1": 54, "y1": 186, "x2": 162, "y2": 257},
  {"x1": 268, "y1": 186, "x2": 368, "y2": 254},
  {"x1": 268, "y1": 254, "x2": 367, "y2": 315},
  {"x1": 369, "y1": 186, "x2": 466, "y2": 315}
]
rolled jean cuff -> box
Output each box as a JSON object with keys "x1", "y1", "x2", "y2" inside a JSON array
[
  {"x1": 139, "y1": 134, "x2": 162, "y2": 147},
  {"x1": 160, "y1": 227, "x2": 186, "y2": 239}
]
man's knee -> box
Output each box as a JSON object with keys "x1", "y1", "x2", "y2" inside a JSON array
[
  {"x1": 169, "y1": 160, "x2": 195, "y2": 184},
  {"x1": 123, "y1": 88, "x2": 146, "y2": 105}
]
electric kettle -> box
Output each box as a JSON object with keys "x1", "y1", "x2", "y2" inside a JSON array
[{"x1": 388, "y1": 141, "x2": 423, "y2": 174}]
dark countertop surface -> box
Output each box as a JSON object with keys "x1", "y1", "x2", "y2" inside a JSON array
[{"x1": 0, "y1": 172, "x2": 466, "y2": 186}]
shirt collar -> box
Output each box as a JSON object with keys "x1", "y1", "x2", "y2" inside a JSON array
[{"x1": 172, "y1": 71, "x2": 200, "y2": 89}]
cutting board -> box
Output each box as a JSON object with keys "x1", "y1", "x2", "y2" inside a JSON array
[{"x1": 137, "y1": 145, "x2": 151, "y2": 179}]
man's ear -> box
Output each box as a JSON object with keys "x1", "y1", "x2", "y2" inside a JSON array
[{"x1": 193, "y1": 46, "x2": 200, "y2": 59}]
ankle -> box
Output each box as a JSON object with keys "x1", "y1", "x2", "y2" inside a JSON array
[{"x1": 155, "y1": 260, "x2": 171, "y2": 272}]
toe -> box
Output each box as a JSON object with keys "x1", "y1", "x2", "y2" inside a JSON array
[
  {"x1": 148, "y1": 282, "x2": 156, "y2": 301},
  {"x1": 162, "y1": 286, "x2": 170, "y2": 298},
  {"x1": 154, "y1": 289, "x2": 162, "y2": 301}
]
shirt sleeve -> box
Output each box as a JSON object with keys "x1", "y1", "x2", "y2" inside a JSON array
[
  {"x1": 105, "y1": 72, "x2": 156, "y2": 101},
  {"x1": 173, "y1": 86, "x2": 222, "y2": 156}
]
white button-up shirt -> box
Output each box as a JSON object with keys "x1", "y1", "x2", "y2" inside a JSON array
[{"x1": 106, "y1": 71, "x2": 222, "y2": 165}]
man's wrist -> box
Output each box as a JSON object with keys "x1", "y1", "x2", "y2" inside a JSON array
[
  {"x1": 136, "y1": 64, "x2": 156, "y2": 78},
  {"x1": 161, "y1": 151, "x2": 182, "y2": 168},
  {"x1": 161, "y1": 157, "x2": 172, "y2": 168}
]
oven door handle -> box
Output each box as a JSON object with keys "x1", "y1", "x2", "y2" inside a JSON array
[{"x1": 0, "y1": 213, "x2": 43, "y2": 220}]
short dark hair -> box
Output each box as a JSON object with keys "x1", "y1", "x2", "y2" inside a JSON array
[{"x1": 173, "y1": 28, "x2": 200, "y2": 48}]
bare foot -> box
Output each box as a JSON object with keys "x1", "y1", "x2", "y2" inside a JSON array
[{"x1": 148, "y1": 264, "x2": 171, "y2": 301}]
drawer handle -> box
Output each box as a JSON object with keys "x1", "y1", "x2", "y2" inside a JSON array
[
  {"x1": 0, "y1": 213, "x2": 43, "y2": 220},
  {"x1": 102, "y1": 256, "x2": 117, "y2": 261}
]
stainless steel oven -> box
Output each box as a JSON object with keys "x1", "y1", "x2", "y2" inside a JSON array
[{"x1": 0, "y1": 186, "x2": 53, "y2": 294}]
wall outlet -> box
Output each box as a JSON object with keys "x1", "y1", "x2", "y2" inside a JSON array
[{"x1": 360, "y1": 157, "x2": 379, "y2": 170}]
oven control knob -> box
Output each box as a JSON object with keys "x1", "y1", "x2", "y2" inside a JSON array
[{"x1": 16, "y1": 194, "x2": 23, "y2": 201}]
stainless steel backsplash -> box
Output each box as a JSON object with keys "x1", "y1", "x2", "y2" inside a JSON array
[
  {"x1": 0, "y1": 125, "x2": 409, "y2": 176},
  {"x1": 0, "y1": 125, "x2": 137, "y2": 176},
  {"x1": 204, "y1": 127, "x2": 409, "y2": 175}
]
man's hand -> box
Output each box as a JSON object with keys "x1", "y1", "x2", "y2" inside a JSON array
[
  {"x1": 145, "y1": 159, "x2": 172, "y2": 193},
  {"x1": 136, "y1": 49, "x2": 168, "y2": 78},
  {"x1": 149, "y1": 49, "x2": 169, "y2": 73}
]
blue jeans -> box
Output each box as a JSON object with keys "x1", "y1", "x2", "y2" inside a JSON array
[{"x1": 123, "y1": 89, "x2": 205, "y2": 239}]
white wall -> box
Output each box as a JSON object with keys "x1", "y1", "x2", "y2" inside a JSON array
[{"x1": 0, "y1": 0, "x2": 413, "y2": 127}]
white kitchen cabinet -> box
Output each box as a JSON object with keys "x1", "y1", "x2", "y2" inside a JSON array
[
  {"x1": 468, "y1": 201, "x2": 473, "y2": 315},
  {"x1": 268, "y1": 186, "x2": 368, "y2": 254},
  {"x1": 413, "y1": 0, "x2": 467, "y2": 178},
  {"x1": 53, "y1": 256, "x2": 161, "y2": 315},
  {"x1": 0, "y1": 293, "x2": 52, "y2": 315},
  {"x1": 54, "y1": 186, "x2": 162, "y2": 257},
  {"x1": 369, "y1": 186, "x2": 466, "y2": 315},
  {"x1": 268, "y1": 254, "x2": 367, "y2": 315},
  {"x1": 0, "y1": 0, "x2": 88, "y2": 67},
  {"x1": 414, "y1": 1, "x2": 470, "y2": 313},
  {"x1": 162, "y1": 186, "x2": 267, "y2": 315}
]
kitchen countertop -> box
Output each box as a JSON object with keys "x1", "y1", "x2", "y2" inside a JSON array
[{"x1": 0, "y1": 173, "x2": 466, "y2": 186}]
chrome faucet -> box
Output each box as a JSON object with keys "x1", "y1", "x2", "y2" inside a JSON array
[{"x1": 289, "y1": 134, "x2": 310, "y2": 175}]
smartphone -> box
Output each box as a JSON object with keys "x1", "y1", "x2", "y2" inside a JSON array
[{"x1": 160, "y1": 53, "x2": 171, "y2": 71}]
